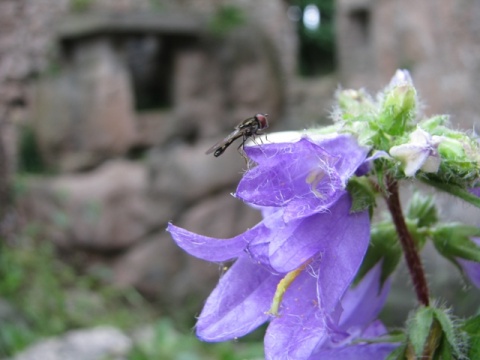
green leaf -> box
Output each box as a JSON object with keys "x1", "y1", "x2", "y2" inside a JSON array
[
  {"x1": 355, "y1": 221, "x2": 402, "y2": 286},
  {"x1": 463, "y1": 314, "x2": 480, "y2": 359},
  {"x1": 406, "y1": 192, "x2": 438, "y2": 228}
]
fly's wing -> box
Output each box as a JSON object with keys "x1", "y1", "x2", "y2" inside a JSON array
[{"x1": 205, "y1": 128, "x2": 243, "y2": 155}]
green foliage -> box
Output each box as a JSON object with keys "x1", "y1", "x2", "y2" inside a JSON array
[
  {"x1": 0, "y1": 228, "x2": 153, "y2": 357},
  {"x1": 69, "y1": 0, "x2": 93, "y2": 13},
  {"x1": 355, "y1": 221, "x2": 402, "y2": 286},
  {"x1": 208, "y1": 5, "x2": 246, "y2": 37},
  {"x1": 406, "y1": 192, "x2": 438, "y2": 229},
  {"x1": 463, "y1": 314, "x2": 480, "y2": 358},
  {"x1": 0, "y1": 227, "x2": 264, "y2": 358},
  {"x1": 346, "y1": 176, "x2": 377, "y2": 215},
  {"x1": 431, "y1": 224, "x2": 480, "y2": 263},
  {"x1": 128, "y1": 319, "x2": 264, "y2": 360}
]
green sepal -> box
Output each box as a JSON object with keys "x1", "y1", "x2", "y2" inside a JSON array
[
  {"x1": 406, "y1": 192, "x2": 438, "y2": 229},
  {"x1": 419, "y1": 115, "x2": 450, "y2": 132},
  {"x1": 438, "y1": 138, "x2": 466, "y2": 160},
  {"x1": 404, "y1": 306, "x2": 467, "y2": 359},
  {"x1": 407, "y1": 306, "x2": 435, "y2": 356},
  {"x1": 346, "y1": 176, "x2": 377, "y2": 215},
  {"x1": 462, "y1": 314, "x2": 480, "y2": 359},
  {"x1": 385, "y1": 344, "x2": 408, "y2": 360},
  {"x1": 432, "y1": 307, "x2": 466, "y2": 358},
  {"x1": 355, "y1": 221, "x2": 402, "y2": 286},
  {"x1": 431, "y1": 223, "x2": 480, "y2": 263}
]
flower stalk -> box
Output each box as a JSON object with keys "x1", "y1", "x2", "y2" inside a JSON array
[{"x1": 385, "y1": 175, "x2": 430, "y2": 306}]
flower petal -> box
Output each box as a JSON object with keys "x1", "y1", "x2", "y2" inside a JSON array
[
  {"x1": 458, "y1": 258, "x2": 480, "y2": 288},
  {"x1": 196, "y1": 254, "x2": 281, "y2": 341},
  {"x1": 310, "y1": 343, "x2": 398, "y2": 360},
  {"x1": 268, "y1": 192, "x2": 351, "y2": 273},
  {"x1": 313, "y1": 134, "x2": 369, "y2": 182},
  {"x1": 167, "y1": 223, "x2": 255, "y2": 262},
  {"x1": 237, "y1": 138, "x2": 341, "y2": 209},
  {"x1": 238, "y1": 135, "x2": 368, "y2": 221},
  {"x1": 315, "y1": 196, "x2": 370, "y2": 314},
  {"x1": 264, "y1": 262, "x2": 329, "y2": 360},
  {"x1": 457, "y1": 237, "x2": 480, "y2": 288},
  {"x1": 338, "y1": 262, "x2": 391, "y2": 331}
]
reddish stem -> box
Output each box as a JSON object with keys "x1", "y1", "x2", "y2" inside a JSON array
[{"x1": 385, "y1": 176, "x2": 430, "y2": 306}]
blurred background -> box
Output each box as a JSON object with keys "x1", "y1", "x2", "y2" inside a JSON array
[{"x1": 0, "y1": 0, "x2": 480, "y2": 359}]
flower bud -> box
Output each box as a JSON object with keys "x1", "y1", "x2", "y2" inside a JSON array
[
  {"x1": 336, "y1": 89, "x2": 375, "y2": 118},
  {"x1": 378, "y1": 69, "x2": 418, "y2": 136}
]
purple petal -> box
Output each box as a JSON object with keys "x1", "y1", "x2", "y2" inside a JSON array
[
  {"x1": 238, "y1": 135, "x2": 368, "y2": 221},
  {"x1": 196, "y1": 254, "x2": 281, "y2": 341},
  {"x1": 313, "y1": 134, "x2": 369, "y2": 182},
  {"x1": 264, "y1": 262, "x2": 330, "y2": 360},
  {"x1": 457, "y1": 237, "x2": 480, "y2": 288},
  {"x1": 282, "y1": 189, "x2": 344, "y2": 222},
  {"x1": 167, "y1": 223, "x2": 254, "y2": 262},
  {"x1": 361, "y1": 320, "x2": 389, "y2": 338},
  {"x1": 356, "y1": 150, "x2": 390, "y2": 176},
  {"x1": 339, "y1": 262, "x2": 391, "y2": 331},
  {"x1": 268, "y1": 193, "x2": 352, "y2": 273},
  {"x1": 457, "y1": 258, "x2": 480, "y2": 288},
  {"x1": 237, "y1": 138, "x2": 341, "y2": 209},
  {"x1": 315, "y1": 196, "x2": 370, "y2": 314},
  {"x1": 263, "y1": 195, "x2": 370, "y2": 315},
  {"x1": 310, "y1": 343, "x2": 398, "y2": 360}
]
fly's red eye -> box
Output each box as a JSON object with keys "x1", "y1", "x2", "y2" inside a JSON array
[{"x1": 255, "y1": 113, "x2": 269, "y2": 129}]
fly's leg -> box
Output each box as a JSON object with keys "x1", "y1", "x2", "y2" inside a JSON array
[{"x1": 237, "y1": 135, "x2": 251, "y2": 166}]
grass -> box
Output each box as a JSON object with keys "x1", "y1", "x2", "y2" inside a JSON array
[
  {"x1": 0, "y1": 224, "x2": 264, "y2": 359},
  {"x1": 0, "y1": 224, "x2": 152, "y2": 356},
  {"x1": 128, "y1": 319, "x2": 264, "y2": 360}
]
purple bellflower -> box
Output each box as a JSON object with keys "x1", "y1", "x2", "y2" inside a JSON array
[{"x1": 168, "y1": 133, "x2": 395, "y2": 358}]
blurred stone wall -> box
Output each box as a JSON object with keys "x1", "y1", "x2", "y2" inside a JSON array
[
  {"x1": 5, "y1": 0, "x2": 294, "y2": 311},
  {"x1": 0, "y1": 0, "x2": 69, "y2": 236},
  {"x1": 336, "y1": 0, "x2": 480, "y2": 128}
]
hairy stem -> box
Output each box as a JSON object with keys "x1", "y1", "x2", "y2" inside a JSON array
[{"x1": 385, "y1": 176, "x2": 430, "y2": 306}]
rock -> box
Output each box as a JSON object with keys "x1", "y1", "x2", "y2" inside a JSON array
[
  {"x1": 19, "y1": 160, "x2": 150, "y2": 251},
  {"x1": 287, "y1": 75, "x2": 338, "y2": 129},
  {"x1": 148, "y1": 139, "x2": 247, "y2": 212},
  {"x1": 10, "y1": 326, "x2": 132, "y2": 360},
  {"x1": 176, "y1": 191, "x2": 262, "y2": 239},
  {"x1": 0, "y1": 298, "x2": 28, "y2": 328},
  {"x1": 32, "y1": 39, "x2": 137, "y2": 172}
]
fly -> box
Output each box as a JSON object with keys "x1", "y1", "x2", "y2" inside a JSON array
[{"x1": 206, "y1": 113, "x2": 269, "y2": 157}]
